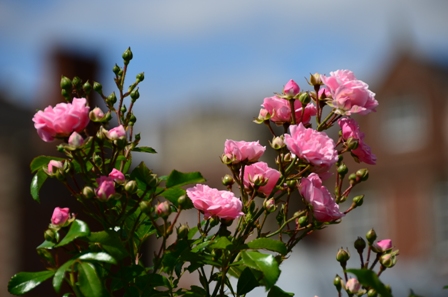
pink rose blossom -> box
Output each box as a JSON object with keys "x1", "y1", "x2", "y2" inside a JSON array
[
  {"x1": 283, "y1": 79, "x2": 300, "y2": 96},
  {"x1": 345, "y1": 278, "x2": 361, "y2": 294},
  {"x1": 89, "y1": 107, "x2": 105, "y2": 121},
  {"x1": 109, "y1": 168, "x2": 125, "y2": 184},
  {"x1": 156, "y1": 201, "x2": 171, "y2": 217},
  {"x1": 259, "y1": 96, "x2": 316, "y2": 125},
  {"x1": 106, "y1": 125, "x2": 126, "y2": 140},
  {"x1": 242, "y1": 161, "x2": 281, "y2": 196},
  {"x1": 95, "y1": 176, "x2": 116, "y2": 201},
  {"x1": 223, "y1": 140, "x2": 265, "y2": 164},
  {"x1": 299, "y1": 173, "x2": 344, "y2": 222},
  {"x1": 338, "y1": 118, "x2": 376, "y2": 165},
  {"x1": 32, "y1": 98, "x2": 90, "y2": 142},
  {"x1": 373, "y1": 239, "x2": 392, "y2": 252},
  {"x1": 51, "y1": 207, "x2": 70, "y2": 226},
  {"x1": 68, "y1": 131, "x2": 84, "y2": 147},
  {"x1": 186, "y1": 184, "x2": 244, "y2": 219},
  {"x1": 48, "y1": 160, "x2": 63, "y2": 174},
  {"x1": 284, "y1": 123, "x2": 338, "y2": 175},
  {"x1": 321, "y1": 70, "x2": 378, "y2": 115}
]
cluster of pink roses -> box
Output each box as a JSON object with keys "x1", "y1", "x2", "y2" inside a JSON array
[{"x1": 96, "y1": 169, "x2": 125, "y2": 201}]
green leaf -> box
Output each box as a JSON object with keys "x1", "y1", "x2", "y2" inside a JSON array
[
  {"x1": 77, "y1": 262, "x2": 104, "y2": 297},
  {"x1": 115, "y1": 155, "x2": 132, "y2": 174},
  {"x1": 268, "y1": 285, "x2": 295, "y2": 297},
  {"x1": 86, "y1": 231, "x2": 128, "y2": 261},
  {"x1": 237, "y1": 267, "x2": 260, "y2": 295},
  {"x1": 30, "y1": 169, "x2": 48, "y2": 203},
  {"x1": 132, "y1": 146, "x2": 157, "y2": 154},
  {"x1": 30, "y1": 155, "x2": 63, "y2": 173},
  {"x1": 55, "y1": 220, "x2": 90, "y2": 247},
  {"x1": 346, "y1": 269, "x2": 392, "y2": 297},
  {"x1": 444, "y1": 285, "x2": 448, "y2": 289},
  {"x1": 36, "y1": 240, "x2": 56, "y2": 249},
  {"x1": 247, "y1": 238, "x2": 287, "y2": 255},
  {"x1": 240, "y1": 251, "x2": 280, "y2": 290},
  {"x1": 130, "y1": 162, "x2": 158, "y2": 192},
  {"x1": 409, "y1": 289, "x2": 424, "y2": 297},
  {"x1": 79, "y1": 252, "x2": 117, "y2": 264},
  {"x1": 160, "y1": 187, "x2": 193, "y2": 209},
  {"x1": 166, "y1": 170, "x2": 205, "y2": 188},
  {"x1": 209, "y1": 236, "x2": 232, "y2": 250},
  {"x1": 8, "y1": 270, "x2": 55, "y2": 295},
  {"x1": 53, "y1": 260, "x2": 74, "y2": 293}
]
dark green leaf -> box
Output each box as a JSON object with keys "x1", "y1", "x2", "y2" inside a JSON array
[
  {"x1": 115, "y1": 155, "x2": 132, "y2": 174},
  {"x1": 268, "y1": 285, "x2": 295, "y2": 297},
  {"x1": 130, "y1": 162, "x2": 158, "y2": 192},
  {"x1": 30, "y1": 170, "x2": 48, "y2": 203},
  {"x1": 132, "y1": 146, "x2": 157, "y2": 154},
  {"x1": 346, "y1": 269, "x2": 392, "y2": 297},
  {"x1": 240, "y1": 251, "x2": 280, "y2": 290},
  {"x1": 36, "y1": 240, "x2": 56, "y2": 249},
  {"x1": 161, "y1": 187, "x2": 193, "y2": 209},
  {"x1": 166, "y1": 170, "x2": 205, "y2": 188},
  {"x1": 237, "y1": 267, "x2": 260, "y2": 295},
  {"x1": 86, "y1": 231, "x2": 128, "y2": 261},
  {"x1": 247, "y1": 238, "x2": 287, "y2": 255},
  {"x1": 55, "y1": 220, "x2": 90, "y2": 247},
  {"x1": 53, "y1": 260, "x2": 74, "y2": 293},
  {"x1": 209, "y1": 236, "x2": 232, "y2": 250},
  {"x1": 77, "y1": 262, "x2": 104, "y2": 297},
  {"x1": 124, "y1": 286, "x2": 140, "y2": 297},
  {"x1": 8, "y1": 270, "x2": 55, "y2": 295},
  {"x1": 30, "y1": 156, "x2": 63, "y2": 173},
  {"x1": 79, "y1": 252, "x2": 117, "y2": 264}
]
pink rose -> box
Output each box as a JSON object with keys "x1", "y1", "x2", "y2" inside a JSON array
[
  {"x1": 299, "y1": 173, "x2": 344, "y2": 222},
  {"x1": 156, "y1": 201, "x2": 171, "y2": 217},
  {"x1": 259, "y1": 96, "x2": 316, "y2": 125},
  {"x1": 283, "y1": 79, "x2": 300, "y2": 96},
  {"x1": 51, "y1": 207, "x2": 70, "y2": 226},
  {"x1": 109, "y1": 168, "x2": 125, "y2": 184},
  {"x1": 186, "y1": 184, "x2": 244, "y2": 219},
  {"x1": 47, "y1": 160, "x2": 63, "y2": 174},
  {"x1": 89, "y1": 107, "x2": 105, "y2": 121},
  {"x1": 345, "y1": 278, "x2": 361, "y2": 294},
  {"x1": 284, "y1": 123, "x2": 338, "y2": 175},
  {"x1": 373, "y1": 239, "x2": 392, "y2": 253},
  {"x1": 223, "y1": 140, "x2": 266, "y2": 164},
  {"x1": 242, "y1": 161, "x2": 281, "y2": 196},
  {"x1": 338, "y1": 118, "x2": 376, "y2": 165},
  {"x1": 106, "y1": 125, "x2": 126, "y2": 140},
  {"x1": 32, "y1": 98, "x2": 90, "y2": 142},
  {"x1": 95, "y1": 176, "x2": 116, "y2": 201},
  {"x1": 321, "y1": 70, "x2": 378, "y2": 115}
]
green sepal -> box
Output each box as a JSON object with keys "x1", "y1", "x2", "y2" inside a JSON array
[
  {"x1": 8, "y1": 270, "x2": 55, "y2": 295},
  {"x1": 30, "y1": 169, "x2": 48, "y2": 203}
]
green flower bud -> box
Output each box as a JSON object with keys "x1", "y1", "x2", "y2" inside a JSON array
[
  {"x1": 93, "y1": 81, "x2": 103, "y2": 93},
  {"x1": 348, "y1": 173, "x2": 357, "y2": 185},
  {"x1": 129, "y1": 114, "x2": 137, "y2": 126},
  {"x1": 130, "y1": 89, "x2": 140, "y2": 101},
  {"x1": 136, "y1": 72, "x2": 145, "y2": 82},
  {"x1": 60, "y1": 76, "x2": 72, "y2": 90},
  {"x1": 82, "y1": 186, "x2": 95, "y2": 199},
  {"x1": 177, "y1": 224, "x2": 189, "y2": 239},
  {"x1": 72, "y1": 76, "x2": 82, "y2": 88},
  {"x1": 121, "y1": 105, "x2": 127, "y2": 113},
  {"x1": 337, "y1": 164, "x2": 348, "y2": 177},
  {"x1": 82, "y1": 80, "x2": 92, "y2": 94},
  {"x1": 380, "y1": 251, "x2": 398, "y2": 268},
  {"x1": 222, "y1": 174, "x2": 234, "y2": 186},
  {"x1": 124, "y1": 180, "x2": 138, "y2": 194},
  {"x1": 354, "y1": 237, "x2": 366, "y2": 254},
  {"x1": 336, "y1": 155, "x2": 344, "y2": 166},
  {"x1": 333, "y1": 274, "x2": 342, "y2": 292},
  {"x1": 297, "y1": 215, "x2": 307, "y2": 227},
  {"x1": 356, "y1": 168, "x2": 369, "y2": 182},
  {"x1": 122, "y1": 47, "x2": 133, "y2": 64},
  {"x1": 336, "y1": 248, "x2": 350, "y2": 264},
  {"x1": 366, "y1": 229, "x2": 377, "y2": 245},
  {"x1": 353, "y1": 195, "x2": 364, "y2": 207},
  {"x1": 298, "y1": 92, "x2": 311, "y2": 105},
  {"x1": 112, "y1": 64, "x2": 120, "y2": 75},
  {"x1": 367, "y1": 288, "x2": 378, "y2": 297},
  {"x1": 134, "y1": 133, "x2": 141, "y2": 141},
  {"x1": 107, "y1": 92, "x2": 117, "y2": 105},
  {"x1": 178, "y1": 195, "x2": 187, "y2": 206},
  {"x1": 263, "y1": 198, "x2": 276, "y2": 213},
  {"x1": 139, "y1": 201, "x2": 152, "y2": 214},
  {"x1": 61, "y1": 89, "x2": 69, "y2": 100}
]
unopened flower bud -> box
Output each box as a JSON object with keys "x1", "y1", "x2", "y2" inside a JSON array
[
  {"x1": 136, "y1": 72, "x2": 145, "y2": 82},
  {"x1": 130, "y1": 89, "x2": 140, "y2": 101},
  {"x1": 354, "y1": 237, "x2": 366, "y2": 254},
  {"x1": 82, "y1": 186, "x2": 95, "y2": 199},
  {"x1": 336, "y1": 248, "x2": 350, "y2": 265},
  {"x1": 129, "y1": 114, "x2": 137, "y2": 126},
  {"x1": 372, "y1": 239, "x2": 393, "y2": 253},
  {"x1": 356, "y1": 169, "x2": 369, "y2": 182},
  {"x1": 124, "y1": 180, "x2": 138, "y2": 194},
  {"x1": 380, "y1": 252, "x2": 397, "y2": 268},
  {"x1": 44, "y1": 229, "x2": 57, "y2": 242},
  {"x1": 139, "y1": 201, "x2": 152, "y2": 214},
  {"x1": 309, "y1": 73, "x2": 322, "y2": 86},
  {"x1": 177, "y1": 195, "x2": 187, "y2": 206},
  {"x1": 297, "y1": 215, "x2": 307, "y2": 227},
  {"x1": 348, "y1": 173, "x2": 357, "y2": 185},
  {"x1": 51, "y1": 207, "x2": 71, "y2": 227},
  {"x1": 156, "y1": 201, "x2": 171, "y2": 218},
  {"x1": 177, "y1": 224, "x2": 189, "y2": 239},
  {"x1": 366, "y1": 229, "x2": 377, "y2": 245},
  {"x1": 68, "y1": 132, "x2": 84, "y2": 148},
  {"x1": 93, "y1": 81, "x2": 102, "y2": 93},
  {"x1": 61, "y1": 89, "x2": 69, "y2": 99},
  {"x1": 112, "y1": 64, "x2": 120, "y2": 75},
  {"x1": 270, "y1": 136, "x2": 285, "y2": 150},
  {"x1": 263, "y1": 198, "x2": 276, "y2": 213},
  {"x1": 346, "y1": 137, "x2": 359, "y2": 150},
  {"x1": 107, "y1": 92, "x2": 117, "y2": 105},
  {"x1": 352, "y1": 195, "x2": 364, "y2": 208},
  {"x1": 82, "y1": 80, "x2": 92, "y2": 94},
  {"x1": 121, "y1": 105, "x2": 127, "y2": 113},
  {"x1": 222, "y1": 174, "x2": 234, "y2": 186},
  {"x1": 72, "y1": 76, "x2": 82, "y2": 88},
  {"x1": 60, "y1": 76, "x2": 72, "y2": 90},
  {"x1": 345, "y1": 278, "x2": 361, "y2": 294},
  {"x1": 283, "y1": 79, "x2": 300, "y2": 96},
  {"x1": 122, "y1": 47, "x2": 133, "y2": 64},
  {"x1": 337, "y1": 164, "x2": 348, "y2": 177},
  {"x1": 367, "y1": 288, "x2": 378, "y2": 297},
  {"x1": 89, "y1": 107, "x2": 106, "y2": 122},
  {"x1": 298, "y1": 92, "x2": 311, "y2": 105},
  {"x1": 286, "y1": 180, "x2": 297, "y2": 188},
  {"x1": 333, "y1": 275, "x2": 342, "y2": 292}
]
